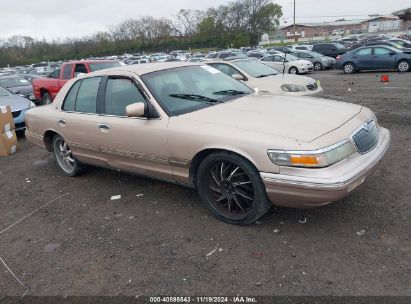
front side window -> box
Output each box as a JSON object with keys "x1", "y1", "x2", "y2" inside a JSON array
[
  {"x1": 75, "y1": 77, "x2": 102, "y2": 113},
  {"x1": 62, "y1": 64, "x2": 74, "y2": 80},
  {"x1": 104, "y1": 78, "x2": 145, "y2": 116},
  {"x1": 141, "y1": 66, "x2": 253, "y2": 116}
]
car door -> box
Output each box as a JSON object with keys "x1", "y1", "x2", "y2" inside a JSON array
[
  {"x1": 58, "y1": 63, "x2": 74, "y2": 90},
  {"x1": 372, "y1": 47, "x2": 397, "y2": 69},
  {"x1": 96, "y1": 75, "x2": 172, "y2": 179},
  {"x1": 261, "y1": 55, "x2": 283, "y2": 70},
  {"x1": 355, "y1": 48, "x2": 374, "y2": 69},
  {"x1": 57, "y1": 76, "x2": 104, "y2": 165}
]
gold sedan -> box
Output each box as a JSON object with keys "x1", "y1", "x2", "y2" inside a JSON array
[{"x1": 25, "y1": 62, "x2": 390, "y2": 225}]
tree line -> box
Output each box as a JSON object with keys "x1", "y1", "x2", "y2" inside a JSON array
[{"x1": 0, "y1": 0, "x2": 282, "y2": 67}]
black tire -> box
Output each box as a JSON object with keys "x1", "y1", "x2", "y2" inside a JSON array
[
  {"x1": 196, "y1": 152, "x2": 272, "y2": 225},
  {"x1": 343, "y1": 62, "x2": 356, "y2": 74},
  {"x1": 313, "y1": 62, "x2": 322, "y2": 71},
  {"x1": 52, "y1": 134, "x2": 83, "y2": 177},
  {"x1": 396, "y1": 60, "x2": 410, "y2": 72},
  {"x1": 288, "y1": 66, "x2": 299, "y2": 74},
  {"x1": 42, "y1": 92, "x2": 52, "y2": 105}
]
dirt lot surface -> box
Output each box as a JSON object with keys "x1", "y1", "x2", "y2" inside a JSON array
[{"x1": 0, "y1": 70, "x2": 410, "y2": 298}]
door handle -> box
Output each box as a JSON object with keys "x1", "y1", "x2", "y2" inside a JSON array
[
  {"x1": 58, "y1": 119, "x2": 66, "y2": 125},
  {"x1": 98, "y1": 123, "x2": 111, "y2": 130}
]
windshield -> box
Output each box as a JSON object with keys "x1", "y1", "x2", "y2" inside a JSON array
[
  {"x1": 0, "y1": 86, "x2": 11, "y2": 96},
  {"x1": 89, "y1": 61, "x2": 121, "y2": 72},
  {"x1": 232, "y1": 60, "x2": 279, "y2": 77},
  {"x1": 141, "y1": 65, "x2": 253, "y2": 116},
  {"x1": 0, "y1": 77, "x2": 30, "y2": 88}
]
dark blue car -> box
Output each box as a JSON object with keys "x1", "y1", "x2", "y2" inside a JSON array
[{"x1": 336, "y1": 45, "x2": 411, "y2": 73}]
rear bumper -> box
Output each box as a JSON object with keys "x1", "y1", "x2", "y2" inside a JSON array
[{"x1": 261, "y1": 127, "x2": 390, "y2": 208}]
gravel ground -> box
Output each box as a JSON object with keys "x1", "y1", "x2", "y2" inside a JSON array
[{"x1": 0, "y1": 70, "x2": 410, "y2": 298}]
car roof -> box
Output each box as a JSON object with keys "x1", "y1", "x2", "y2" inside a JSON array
[{"x1": 89, "y1": 62, "x2": 203, "y2": 77}]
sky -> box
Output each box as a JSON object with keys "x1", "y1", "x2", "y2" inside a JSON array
[{"x1": 0, "y1": 0, "x2": 409, "y2": 41}]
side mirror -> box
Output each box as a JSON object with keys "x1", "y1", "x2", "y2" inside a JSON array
[
  {"x1": 232, "y1": 74, "x2": 245, "y2": 81},
  {"x1": 389, "y1": 52, "x2": 396, "y2": 56},
  {"x1": 126, "y1": 102, "x2": 146, "y2": 117}
]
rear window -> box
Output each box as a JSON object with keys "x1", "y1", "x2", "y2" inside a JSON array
[{"x1": 89, "y1": 61, "x2": 121, "y2": 72}]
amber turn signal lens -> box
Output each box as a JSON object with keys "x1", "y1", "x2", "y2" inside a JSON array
[{"x1": 290, "y1": 155, "x2": 319, "y2": 165}]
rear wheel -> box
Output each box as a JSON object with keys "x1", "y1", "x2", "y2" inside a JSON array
[
  {"x1": 313, "y1": 62, "x2": 322, "y2": 71},
  {"x1": 52, "y1": 135, "x2": 82, "y2": 176},
  {"x1": 397, "y1": 60, "x2": 410, "y2": 72},
  {"x1": 289, "y1": 66, "x2": 298, "y2": 74},
  {"x1": 41, "y1": 92, "x2": 52, "y2": 105},
  {"x1": 343, "y1": 62, "x2": 355, "y2": 74},
  {"x1": 197, "y1": 152, "x2": 272, "y2": 225}
]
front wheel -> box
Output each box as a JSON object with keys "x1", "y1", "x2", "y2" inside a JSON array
[
  {"x1": 289, "y1": 66, "x2": 298, "y2": 74},
  {"x1": 397, "y1": 60, "x2": 410, "y2": 72},
  {"x1": 52, "y1": 135, "x2": 82, "y2": 176},
  {"x1": 197, "y1": 152, "x2": 272, "y2": 225}
]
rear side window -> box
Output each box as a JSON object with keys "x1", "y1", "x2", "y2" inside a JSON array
[
  {"x1": 62, "y1": 64, "x2": 74, "y2": 79},
  {"x1": 104, "y1": 78, "x2": 145, "y2": 116},
  {"x1": 374, "y1": 47, "x2": 391, "y2": 55},
  {"x1": 357, "y1": 48, "x2": 372, "y2": 56},
  {"x1": 62, "y1": 80, "x2": 81, "y2": 111},
  {"x1": 75, "y1": 77, "x2": 102, "y2": 113}
]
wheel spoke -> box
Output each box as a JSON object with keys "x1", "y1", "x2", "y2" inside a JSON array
[
  {"x1": 59, "y1": 142, "x2": 64, "y2": 152},
  {"x1": 233, "y1": 196, "x2": 245, "y2": 212},
  {"x1": 66, "y1": 155, "x2": 75, "y2": 164},
  {"x1": 227, "y1": 166, "x2": 239, "y2": 182},
  {"x1": 232, "y1": 181, "x2": 252, "y2": 186},
  {"x1": 235, "y1": 189, "x2": 253, "y2": 201},
  {"x1": 209, "y1": 184, "x2": 222, "y2": 194},
  {"x1": 220, "y1": 162, "x2": 225, "y2": 181},
  {"x1": 211, "y1": 168, "x2": 221, "y2": 186},
  {"x1": 227, "y1": 197, "x2": 232, "y2": 213},
  {"x1": 216, "y1": 195, "x2": 225, "y2": 202}
]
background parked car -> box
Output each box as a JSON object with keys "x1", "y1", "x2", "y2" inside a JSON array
[
  {"x1": 268, "y1": 46, "x2": 294, "y2": 54},
  {"x1": 349, "y1": 40, "x2": 411, "y2": 51},
  {"x1": 0, "y1": 76, "x2": 37, "y2": 102},
  {"x1": 0, "y1": 85, "x2": 36, "y2": 131},
  {"x1": 207, "y1": 59, "x2": 322, "y2": 96},
  {"x1": 311, "y1": 43, "x2": 347, "y2": 58},
  {"x1": 259, "y1": 54, "x2": 313, "y2": 74},
  {"x1": 290, "y1": 50, "x2": 336, "y2": 71},
  {"x1": 336, "y1": 45, "x2": 411, "y2": 73}
]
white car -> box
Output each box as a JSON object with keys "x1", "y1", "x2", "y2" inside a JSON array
[
  {"x1": 207, "y1": 59, "x2": 322, "y2": 96},
  {"x1": 259, "y1": 54, "x2": 313, "y2": 74}
]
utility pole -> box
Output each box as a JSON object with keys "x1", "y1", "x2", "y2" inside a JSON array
[{"x1": 294, "y1": 0, "x2": 297, "y2": 42}]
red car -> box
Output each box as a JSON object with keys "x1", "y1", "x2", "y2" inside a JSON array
[{"x1": 32, "y1": 60, "x2": 120, "y2": 104}]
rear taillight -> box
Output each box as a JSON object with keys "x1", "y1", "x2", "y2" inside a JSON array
[{"x1": 336, "y1": 55, "x2": 342, "y2": 61}]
